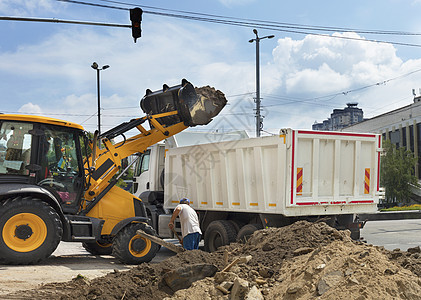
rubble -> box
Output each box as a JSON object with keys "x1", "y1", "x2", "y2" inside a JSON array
[{"x1": 7, "y1": 221, "x2": 421, "y2": 299}]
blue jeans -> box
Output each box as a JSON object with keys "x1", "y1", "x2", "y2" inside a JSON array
[{"x1": 183, "y1": 232, "x2": 201, "y2": 250}]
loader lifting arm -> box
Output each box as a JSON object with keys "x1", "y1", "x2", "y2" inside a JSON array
[{"x1": 82, "y1": 79, "x2": 226, "y2": 212}]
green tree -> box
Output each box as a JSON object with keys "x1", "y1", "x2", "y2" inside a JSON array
[
  {"x1": 380, "y1": 139, "x2": 418, "y2": 204},
  {"x1": 115, "y1": 165, "x2": 134, "y2": 189}
]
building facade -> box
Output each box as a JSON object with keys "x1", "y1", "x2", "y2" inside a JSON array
[
  {"x1": 343, "y1": 96, "x2": 421, "y2": 178},
  {"x1": 312, "y1": 103, "x2": 364, "y2": 131}
]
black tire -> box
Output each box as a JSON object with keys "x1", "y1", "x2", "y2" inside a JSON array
[
  {"x1": 204, "y1": 220, "x2": 237, "y2": 252},
  {"x1": 335, "y1": 214, "x2": 353, "y2": 229},
  {"x1": 236, "y1": 223, "x2": 263, "y2": 243},
  {"x1": 82, "y1": 241, "x2": 113, "y2": 255},
  {"x1": 0, "y1": 196, "x2": 63, "y2": 265},
  {"x1": 112, "y1": 222, "x2": 160, "y2": 264},
  {"x1": 227, "y1": 220, "x2": 244, "y2": 235}
]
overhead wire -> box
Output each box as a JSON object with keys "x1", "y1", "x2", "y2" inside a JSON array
[
  {"x1": 258, "y1": 67, "x2": 421, "y2": 109},
  {"x1": 56, "y1": 0, "x2": 421, "y2": 48},
  {"x1": 5, "y1": 0, "x2": 421, "y2": 130},
  {"x1": 94, "y1": 0, "x2": 421, "y2": 36}
]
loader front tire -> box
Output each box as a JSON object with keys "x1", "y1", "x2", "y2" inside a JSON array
[
  {"x1": 0, "y1": 197, "x2": 63, "y2": 264},
  {"x1": 112, "y1": 223, "x2": 160, "y2": 264}
]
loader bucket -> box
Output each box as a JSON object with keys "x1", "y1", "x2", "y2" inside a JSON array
[{"x1": 140, "y1": 79, "x2": 226, "y2": 127}]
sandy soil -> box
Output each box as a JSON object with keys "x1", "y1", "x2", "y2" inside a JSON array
[
  {"x1": 4, "y1": 222, "x2": 421, "y2": 299},
  {"x1": 0, "y1": 241, "x2": 176, "y2": 297}
]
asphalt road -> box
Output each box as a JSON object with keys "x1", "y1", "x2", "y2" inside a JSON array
[{"x1": 361, "y1": 219, "x2": 421, "y2": 251}]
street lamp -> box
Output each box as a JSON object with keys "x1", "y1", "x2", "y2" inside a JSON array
[
  {"x1": 91, "y1": 62, "x2": 110, "y2": 136},
  {"x1": 249, "y1": 29, "x2": 274, "y2": 137}
]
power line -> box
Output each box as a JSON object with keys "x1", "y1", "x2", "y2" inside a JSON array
[
  {"x1": 100, "y1": 92, "x2": 253, "y2": 110},
  {"x1": 260, "y1": 67, "x2": 421, "y2": 108},
  {"x1": 96, "y1": 0, "x2": 421, "y2": 36},
  {"x1": 56, "y1": 0, "x2": 421, "y2": 48}
]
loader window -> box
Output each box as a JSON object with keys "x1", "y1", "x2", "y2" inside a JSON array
[
  {"x1": 0, "y1": 122, "x2": 33, "y2": 175},
  {"x1": 37, "y1": 126, "x2": 82, "y2": 206}
]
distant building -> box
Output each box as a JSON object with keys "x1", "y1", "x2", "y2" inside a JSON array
[{"x1": 312, "y1": 103, "x2": 364, "y2": 131}]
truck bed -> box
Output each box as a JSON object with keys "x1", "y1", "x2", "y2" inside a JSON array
[{"x1": 164, "y1": 129, "x2": 382, "y2": 216}]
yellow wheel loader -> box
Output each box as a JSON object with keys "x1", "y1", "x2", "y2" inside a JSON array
[{"x1": 0, "y1": 79, "x2": 226, "y2": 264}]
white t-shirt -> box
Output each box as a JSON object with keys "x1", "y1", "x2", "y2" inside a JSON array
[{"x1": 176, "y1": 204, "x2": 202, "y2": 237}]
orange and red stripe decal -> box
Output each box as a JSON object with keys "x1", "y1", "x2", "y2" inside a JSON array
[
  {"x1": 296, "y1": 167, "x2": 303, "y2": 196},
  {"x1": 364, "y1": 168, "x2": 370, "y2": 194}
]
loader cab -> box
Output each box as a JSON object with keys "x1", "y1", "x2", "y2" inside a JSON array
[{"x1": 0, "y1": 116, "x2": 86, "y2": 213}]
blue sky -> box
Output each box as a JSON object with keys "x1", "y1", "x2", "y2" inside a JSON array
[{"x1": 2, "y1": 0, "x2": 421, "y2": 136}]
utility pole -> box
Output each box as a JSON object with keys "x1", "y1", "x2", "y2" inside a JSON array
[{"x1": 249, "y1": 29, "x2": 274, "y2": 137}]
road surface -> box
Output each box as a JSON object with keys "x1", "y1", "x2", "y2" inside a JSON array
[{"x1": 361, "y1": 219, "x2": 421, "y2": 251}]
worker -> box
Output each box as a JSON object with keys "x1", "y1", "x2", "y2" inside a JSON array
[{"x1": 168, "y1": 198, "x2": 202, "y2": 250}]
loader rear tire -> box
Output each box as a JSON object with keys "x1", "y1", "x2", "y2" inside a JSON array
[
  {"x1": 236, "y1": 223, "x2": 263, "y2": 243},
  {"x1": 112, "y1": 223, "x2": 160, "y2": 264},
  {"x1": 204, "y1": 220, "x2": 237, "y2": 252},
  {"x1": 0, "y1": 197, "x2": 63, "y2": 264},
  {"x1": 82, "y1": 241, "x2": 113, "y2": 255}
]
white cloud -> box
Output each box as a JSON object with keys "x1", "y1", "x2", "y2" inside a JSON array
[
  {"x1": 271, "y1": 32, "x2": 403, "y2": 95},
  {"x1": 18, "y1": 102, "x2": 42, "y2": 114},
  {"x1": 0, "y1": 0, "x2": 59, "y2": 15},
  {"x1": 4, "y1": 17, "x2": 421, "y2": 134},
  {"x1": 257, "y1": 32, "x2": 421, "y2": 131},
  {"x1": 0, "y1": 20, "x2": 253, "y2": 132},
  {"x1": 218, "y1": 0, "x2": 256, "y2": 7},
  {"x1": 286, "y1": 63, "x2": 350, "y2": 94}
]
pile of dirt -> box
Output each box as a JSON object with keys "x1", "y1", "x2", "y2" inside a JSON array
[
  {"x1": 387, "y1": 246, "x2": 421, "y2": 277},
  {"x1": 264, "y1": 240, "x2": 421, "y2": 299},
  {"x1": 9, "y1": 250, "x2": 226, "y2": 300},
  {"x1": 190, "y1": 86, "x2": 227, "y2": 125},
  {"x1": 7, "y1": 221, "x2": 421, "y2": 299}
]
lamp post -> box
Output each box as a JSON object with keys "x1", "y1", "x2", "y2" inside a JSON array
[
  {"x1": 91, "y1": 62, "x2": 110, "y2": 136},
  {"x1": 249, "y1": 29, "x2": 274, "y2": 137}
]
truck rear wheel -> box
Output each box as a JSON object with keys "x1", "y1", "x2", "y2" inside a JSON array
[
  {"x1": 112, "y1": 223, "x2": 160, "y2": 264},
  {"x1": 236, "y1": 223, "x2": 263, "y2": 243},
  {"x1": 204, "y1": 220, "x2": 237, "y2": 252},
  {"x1": 227, "y1": 220, "x2": 243, "y2": 234},
  {"x1": 0, "y1": 197, "x2": 63, "y2": 264},
  {"x1": 82, "y1": 241, "x2": 112, "y2": 255}
]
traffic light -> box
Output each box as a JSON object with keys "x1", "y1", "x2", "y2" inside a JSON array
[{"x1": 130, "y1": 7, "x2": 143, "y2": 43}]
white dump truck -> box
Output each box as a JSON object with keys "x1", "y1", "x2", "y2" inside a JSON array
[{"x1": 133, "y1": 129, "x2": 382, "y2": 251}]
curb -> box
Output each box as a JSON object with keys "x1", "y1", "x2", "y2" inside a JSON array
[{"x1": 359, "y1": 211, "x2": 421, "y2": 221}]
